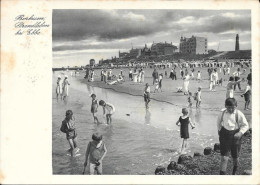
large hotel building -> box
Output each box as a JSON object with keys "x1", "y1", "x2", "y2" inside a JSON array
[{"x1": 179, "y1": 36, "x2": 208, "y2": 54}]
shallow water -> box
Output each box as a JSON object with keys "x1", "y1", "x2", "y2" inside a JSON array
[{"x1": 52, "y1": 71, "x2": 219, "y2": 175}]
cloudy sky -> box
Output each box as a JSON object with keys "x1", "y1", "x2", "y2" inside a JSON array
[{"x1": 52, "y1": 9, "x2": 251, "y2": 67}]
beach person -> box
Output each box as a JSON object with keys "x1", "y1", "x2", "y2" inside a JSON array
[
  {"x1": 107, "y1": 75, "x2": 124, "y2": 85},
  {"x1": 210, "y1": 69, "x2": 218, "y2": 91},
  {"x1": 165, "y1": 70, "x2": 167, "y2": 78},
  {"x1": 183, "y1": 74, "x2": 190, "y2": 95},
  {"x1": 176, "y1": 108, "x2": 195, "y2": 153},
  {"x1": 129, "y1": 69, "x2": 133, "y2": 81},
  {"x1": 89, "y1": 70, "x2": 95, "y2": 82},
  {"x1": 83, "y1": 133, "x2": 107, "y2": 175},
  {"x1": 120, "y1": 69, "x2": 123, "y2": 76},
  {"x1": 152, "y1": 69, "x2": 159, "y2": 85},
  {"x1": 133, "y1": 70, "x2": 138, "y2": 83},
  {"x1": 140, "y1": 69, "x2": 145, "y2": 83},
  {"x1": 247, "y1": 68, "x2": 251, "y2": 84},
  {"x1": 180, "y1": 69, "x2": 184, "y2": 79},
  {"x1": 158, "y1": 74, "x2": 163, "y2": 92},
  {"x1": 137, "y1": 69, "x2": 142, "y2": 83},
  {"x1": 170, "y1": 69, "x2": 174, "y2": 80},
  {"x1": 227, "y1": 66, "x2": 230, "y2": 75},
  {"x1": 154, "y1": 79, "x2": 159, "y2": 93},
  {"x1": 144, "y1": 83, "x2": 151, "y2": 109},
  {"x1": 217, "y1": 98, "x2": 249, "y2": 175},
  {"x1": 172, "y1": 68, "x2": 177, "y2": 80},
  {"x1": 100, "y1": 69, "x2": 104, "y2": 81},
  {"x1": 62, "y1": 75, "x2": 70, "y2": 100},
  {"x1": 233, "y1": 68, "x2": 242, "y2": 91},
  {"x1": 187, "y1": 92, "x2": 193, "y2": 107},
  {"x1": 194, "y1": 87, "x2": 202, "y2": 108},
  {"x1": 56, "y1": 76, "x2": 63, "y2": 100},
  {"x1": 60, "y1": 110, "x2": 79, "y2": 157},
  {"x1": 99, "y1": 100, "x2": 115, "y2": 125},
  {"x1": 191, "y1": 68, "x2": 195, "y2": 80},
  {"x1": 103, "y1": 70, "x2": 107, "y2": 84},
  {"x1": 90, "y1": 94, "x2": 99, "y2": 123},
  {"x1": 84, "y1": 68, "x2": 90, "y2": 80},
  {"x1": 226, "y1": 77, "x2": 241, "y2": 99},
  {"x1": 108, "y1": 69, "x2": 112, "y2": 80},
  {"x1": 241, "y1": 80, "x2": 251, "y2": 110},
  {"x1": 197, "y1": 71, "x2": 201, "y2": 82}
]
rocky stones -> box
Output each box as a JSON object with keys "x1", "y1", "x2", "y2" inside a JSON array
[
  {"x1": 167, "y1": 161, "x2": 177, "y2": 171},
  {"x1": 194, "y1": 152, "x2": 203, "y2": 157},
  {"x1": 155, "y1": 166, "x2": 166, "y2": 175},
  {"x1": 177, "y1": 154, "x2": 192, "y2": 164},
  {"x1": 204, "y1": 147, "x2": 213, "y2": 155},
  {"x1": 214, "y1": 143, "x2": 220, "y2": 153}
]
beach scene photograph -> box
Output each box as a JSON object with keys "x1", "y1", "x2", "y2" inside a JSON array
[{"x1": 52, "y1": 9, "x2": 252, "y2": 175}]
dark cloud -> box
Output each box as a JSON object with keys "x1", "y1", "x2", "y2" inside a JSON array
[
  {"x1": 53, "y1": 10, "x2": 169, "y2": 42},
  {"x1": 53, "y1": 9, "x2": 251, "y2": 51}
]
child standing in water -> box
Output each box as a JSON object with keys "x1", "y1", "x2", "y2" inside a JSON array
[
  {"x1": 194, "y1": 87, "x2": 202, "y2": 108},
  {"x1": 197, "y1": 71, "x2": 201, "y2": 82},
  {"x1": 241, "y1": 80, "x2": 251, "y2": 110},
  {"x1": 91, "y1": 94, "x2": 99, "y2": 123},
  {"x1": 83, "y1": 133, "x2": 107, "y2": 175},
  {"x1": 56, "y1": 75, "x2": 63, "y2": 100},
  {"x1": 144, "y1": 83, "x2": 151, "y2": 109},
  {"x1": 187, "y1": 92, "x2": 193, "y2": 107},
  {"x1": 60, "y1": 110, "x2": 79, "y2": 157},
  {"x1": 176, "y1": 108, "x2": 195, "y2": 153},
  {"x1": 158, "y1": 73, "x2": 163, "y2": 92},
  {"x1": 99, "y1": 100, "x2": 115, "y2": 125},
  {"x1": 154, "y1": 79, "x2": 159, "y2": 93}
]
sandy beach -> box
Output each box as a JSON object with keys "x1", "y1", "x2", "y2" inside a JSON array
[
  {"x1": 80, "y1": 66, "x2": 252, "y2": 123},
  {"x1": 52, "y1": 65, "x2": 251, "y2": 175}
]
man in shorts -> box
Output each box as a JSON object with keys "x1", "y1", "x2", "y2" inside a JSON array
[{"x1": 217, "y1": 98, "x2": 249, "y2": 175}]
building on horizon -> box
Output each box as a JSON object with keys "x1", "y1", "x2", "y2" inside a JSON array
[
  {"x1": 119, "y1": 50, "x2": 129, "y2": 58},
  {"x1": 179, "y1": 35, "x2": 208, "y2": 54},
  {"x1": 129, "y1": 48, "x2": 142, "y2": 58},
  {"x1": 235, "y1": 34, "x2": 240, "y2": 51},
  {"x1": 151, "y1": 41, "x2": 178, "y2": 56}
]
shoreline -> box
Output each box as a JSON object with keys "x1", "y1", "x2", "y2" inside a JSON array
[{"x1": 76, "y1": 72, "x2": 252, "y2": 175}]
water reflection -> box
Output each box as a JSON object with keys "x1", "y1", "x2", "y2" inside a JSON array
[
  {"x1": 194, "y1": 108, "x2": 202, "y2": 124},
  {"x1": 145, "y1": 109, "x2": 151, "y2": 125}
]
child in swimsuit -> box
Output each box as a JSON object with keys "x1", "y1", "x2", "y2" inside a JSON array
[
  {"x1": 176, "y1": 108, "x2": 195, "y2": 153},
  {"x1": 91, "y1": 94, "x2": 99, "y2": 123},
  {"x1": 99, "y1": 100, "x2": 115, "y2": 125},
  {"x1": 60, "y1": 110, "x2": 79, "y2": 157}
]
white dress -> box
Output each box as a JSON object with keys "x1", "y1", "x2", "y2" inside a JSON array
[
  {"x1": 197, "y1": 72, "x2": 201, "y2": 80},
  {"x1": 141, "y1": 71, "x2": 145, "y2": 83},
  {"x1": 133, "y1": 73, "x2": 138, "y2": 83},
  {"x1": 183, "y1": 75, "x2": 190, "y2": 93},
  {"x1": 62, "y1": 79, "x2": 70, "y2": 97},
  {"x1": 56, "y1": 79, "x2": 63, "y2": 95}
]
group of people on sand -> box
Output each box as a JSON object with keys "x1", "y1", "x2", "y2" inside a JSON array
[
  {"x1": 56, "y1": 75, "x2": 70, "y2": 100},
  {"x1": 128, "y1": 68, "x2": 145, "y2": 83}
]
